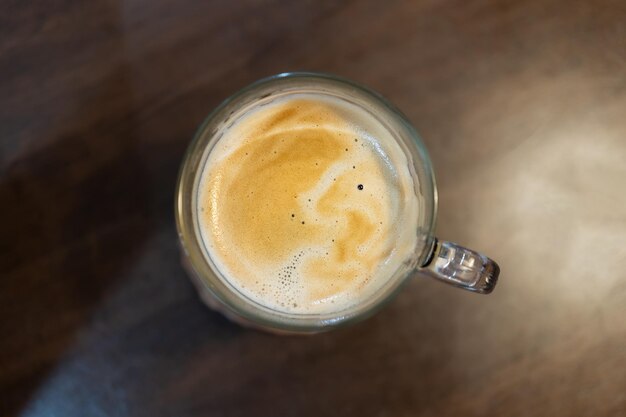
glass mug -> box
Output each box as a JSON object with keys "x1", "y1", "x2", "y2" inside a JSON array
[{"x1": 175, "y1": 72, "x2": 499, "y2": 333}]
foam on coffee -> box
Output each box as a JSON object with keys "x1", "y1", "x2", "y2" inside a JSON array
[{"x1": 197, "y1": 93, "x2": 419, "y2": 314}]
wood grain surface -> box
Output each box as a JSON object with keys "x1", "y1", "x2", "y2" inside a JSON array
[{"x1": 1, "y1": 0, "x2": 625, "y2": 416}]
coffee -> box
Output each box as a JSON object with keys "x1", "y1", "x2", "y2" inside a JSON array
[{"x1": 197, "y1": 93, "x2": 419, "y2": 314}]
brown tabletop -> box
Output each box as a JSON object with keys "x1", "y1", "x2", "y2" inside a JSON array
[{"x1": 2, "y1": 1, "x2": 625, "y2": 416}]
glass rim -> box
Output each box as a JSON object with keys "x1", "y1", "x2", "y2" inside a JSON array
[{"x1": 175, "y1": 71, "x2": 438, "y2": 332}]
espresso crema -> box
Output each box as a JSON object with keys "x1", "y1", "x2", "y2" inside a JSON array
[{"x1": 197, "y1": 93, "x2": 419, "y2": 314}]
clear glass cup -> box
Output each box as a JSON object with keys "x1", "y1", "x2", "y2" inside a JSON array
[{"x1": 175, "y1": 72, "x2": 499, "y2": 333}]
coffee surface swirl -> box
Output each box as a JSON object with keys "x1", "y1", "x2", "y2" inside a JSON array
[{"x1": 197, "y1": 93, "x2": 419, "y2": 314}]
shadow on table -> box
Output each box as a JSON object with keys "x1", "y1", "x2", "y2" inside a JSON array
[{"x1": 0, "y1": 41, "x2": 156, "y2": 417}]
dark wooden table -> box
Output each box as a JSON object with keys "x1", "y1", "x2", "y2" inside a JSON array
[{"x1": 2, "y1": 1, "x2": 625, "y2": 416}]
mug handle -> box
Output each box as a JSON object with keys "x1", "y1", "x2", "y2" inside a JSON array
[{"x1": 420, "y1": 239, "x2": 499, "y2": 294}]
